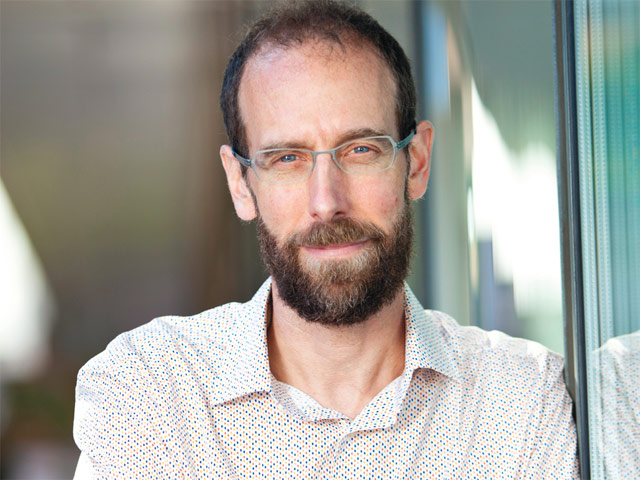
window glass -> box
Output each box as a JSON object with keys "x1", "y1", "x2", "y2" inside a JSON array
[
  {"x1": 415, "y1": 0, "x2": 564, "y2": 354},
  {"x1": 573, "y1": 0, "x2": 640, "y2": 476}
]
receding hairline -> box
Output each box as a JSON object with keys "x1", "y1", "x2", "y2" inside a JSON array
[{"x1": 236, "y1": 36, "x2": 400, "y2": 154}]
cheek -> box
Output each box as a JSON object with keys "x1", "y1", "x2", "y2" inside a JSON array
[
  {"x1": 379, "y1": 193, "x2": 402, "y2": 218},
  {"x1": 253, "y1": 187, "x2": 306, "y2": 237},
  {"x1": 359, "y1": 175, "x2": 404, "y2": 217}
]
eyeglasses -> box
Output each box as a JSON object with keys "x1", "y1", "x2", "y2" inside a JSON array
[{"x1": 232, "y1": 129, "x2": 416, "y2": 185}]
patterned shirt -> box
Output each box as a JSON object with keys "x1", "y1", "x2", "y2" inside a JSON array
[
  {"x1": 74, "y1": 278, "x2": 579, "y2": 479},
  {"x1": 595, "y1": 332, "x2": 640, "y2": 479}
]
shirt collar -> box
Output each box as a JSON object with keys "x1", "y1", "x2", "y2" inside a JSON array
[
  {"x1": 209, "y1": 278, "x2": 458, "y2": 406},
  {"x1": 403, "y1": 285, "x2": 459, "y2": 380},
  {"x1": 208, "y1": 278, "x2": 273, "y2": 405}
]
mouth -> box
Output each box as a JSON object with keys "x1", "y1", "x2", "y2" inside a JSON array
[{"x1": 301, "y1": 240, "x2": 369, "y2": 259}]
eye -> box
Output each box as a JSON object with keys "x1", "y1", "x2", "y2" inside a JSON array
[
  {"x1": 352, "y1": 146, "x2": 371, "y2": 154},
  {"x1": 278, "y1": 154, "x2": 299, "y2": 163},
  {"x1": 344, "y1": 141, "x2": 380, "y2": 157}
]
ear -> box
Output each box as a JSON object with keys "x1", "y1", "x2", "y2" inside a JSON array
[
  {"x1": 406, "y1": 120, "x2": 434, "y2": 200},
  {"x1": 220, "y1": 144, "x2": 258, "y2": 221}
]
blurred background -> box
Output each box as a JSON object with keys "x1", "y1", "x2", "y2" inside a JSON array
[{"x1": 1, "y1": 1, "x2": 563, "y2": 477}]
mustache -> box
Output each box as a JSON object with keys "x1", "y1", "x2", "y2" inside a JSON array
[{"x1": 288, "y1": 218, "x2": 386, "y2": 248}]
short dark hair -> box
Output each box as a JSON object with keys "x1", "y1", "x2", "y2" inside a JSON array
[{"x1": 220, "y1": 0, "x2": 416, "y2": 164}]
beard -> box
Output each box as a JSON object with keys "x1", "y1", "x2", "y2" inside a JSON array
[{"x1": 256, "y1": 200, "x2": 413, "y2": 326}]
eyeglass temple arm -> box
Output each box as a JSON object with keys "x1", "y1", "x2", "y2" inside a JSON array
[
  {"x1": 397, "y1": 129, "x2": 416, "y2": 150},
  {"x1": 232, "y1": 149, "x2": 252, "y2": 167}
]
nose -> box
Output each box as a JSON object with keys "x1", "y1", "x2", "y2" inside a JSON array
[{"x1": 307, "y1": 152, "x2": 350, "y2": 223}]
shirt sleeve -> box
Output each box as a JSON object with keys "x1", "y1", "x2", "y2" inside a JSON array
[
  {"x1": 519, "y1": 357, "x2": 580, "y2": 479},
  {"x1": 73, "y1": 336, "x2": 182, "y2": 479},
  {"x1": 597, "y1": 335, "x2": 640, "y2": 478}
]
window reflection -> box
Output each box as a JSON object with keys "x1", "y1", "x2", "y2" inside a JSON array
[
  {"x1": 417, "y1": 0, "x2": 564, "y2": 354},
  {"x1": 595, "y1": 332, "x2": 640, "y2": 477},
  {"x1": 571, "y1": 0, "x2": 640, "y2": 476}
]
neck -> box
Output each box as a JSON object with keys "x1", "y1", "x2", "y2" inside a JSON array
[{"x1": 267, "y1": 282, "x2": 406, "y2": 420}]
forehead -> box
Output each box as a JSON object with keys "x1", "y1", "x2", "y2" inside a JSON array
[{"x1": 238, "y1": 40, "x2": 398, "y2": 151}]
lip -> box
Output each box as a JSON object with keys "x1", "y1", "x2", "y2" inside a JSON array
[{"x1": 301, "y1": 240, "x2": 368, "y2": 259}]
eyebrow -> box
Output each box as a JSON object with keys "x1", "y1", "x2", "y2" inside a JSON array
[{"x1": 259, "y1": 128, "x2": 390, "y2": 152}]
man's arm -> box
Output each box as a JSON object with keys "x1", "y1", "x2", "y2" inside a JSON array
[
  {"x1": 519, "y1": 359, "x2": 580, "y2": 479},
  {"x1": 73, "y1": 337, "x2": 178, "y2": 479}
]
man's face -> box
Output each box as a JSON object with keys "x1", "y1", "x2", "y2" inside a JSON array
[
  {"x1": 256, "y1": 195, "x2": 413, "y2": 325},
  {"x1": 225, "y1": 40, "x2": 427, "y2": 325}
]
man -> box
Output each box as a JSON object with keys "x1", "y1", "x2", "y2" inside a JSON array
[{"x1": 74, "y1": 1, "x2": 579, "y2": 478}]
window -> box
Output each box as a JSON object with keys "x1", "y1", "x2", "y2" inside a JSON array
[{"x1": 557, "y1": 0, "x2": 640, "y2": 477}]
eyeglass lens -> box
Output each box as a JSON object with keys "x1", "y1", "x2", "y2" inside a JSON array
[{"x1": 254, "y1": 136, "x2": 396, "y2": 184}]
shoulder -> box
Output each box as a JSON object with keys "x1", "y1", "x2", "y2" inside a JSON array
[
  {"x1": 423, "y1": 310, "x2": 577, "y2": 470},
  {"x1": 427, "y1": 310, "x2": 565, "y2": 390},
  {"x1": 597, "y1": 331, "x2": 640, "y2": 368},
  {"x1": 78, "y1": 301, "x2": 248, "y2": 382},
  {"x1": 79, "y1": 278, "x2": 272, "y2": 381},
  {"x1": 73, "y1": 300, "x2": 261, "y2": 476},
  {"x1": 73, "y1": 299, "x2": 261, "y2": 462},
  {"x1": 74, "y1": 293, "x2": 271, "y2": 419}
]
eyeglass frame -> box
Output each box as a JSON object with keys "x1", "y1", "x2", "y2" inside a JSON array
[{"x1": 231, "y1": 127, "x2": 416, "y2": 185}]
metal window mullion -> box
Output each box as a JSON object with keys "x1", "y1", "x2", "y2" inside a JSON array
[
  {"x1": 589, "y1": 0, "x2": 614, "y2": 346},
  {"x1": 621, "y1": 0, "x2": 640, "y2": 330},
  {"x1": 554, "y1": 0, "x2": 591, "y2": 475},
  {"x1": 602, "y1": 0, "x2": 630, "y2": 337},
  {"x1": 574, "y1": 0, "x2": 603, "y2": 477}
]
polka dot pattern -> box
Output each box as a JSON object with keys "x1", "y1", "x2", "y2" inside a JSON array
[
  {"x1": 74, "y1": 278, "x2": 579, "y2": 478},
  {"x1": 593, "y1": 332, "x2": 640, "y2": 478}
]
